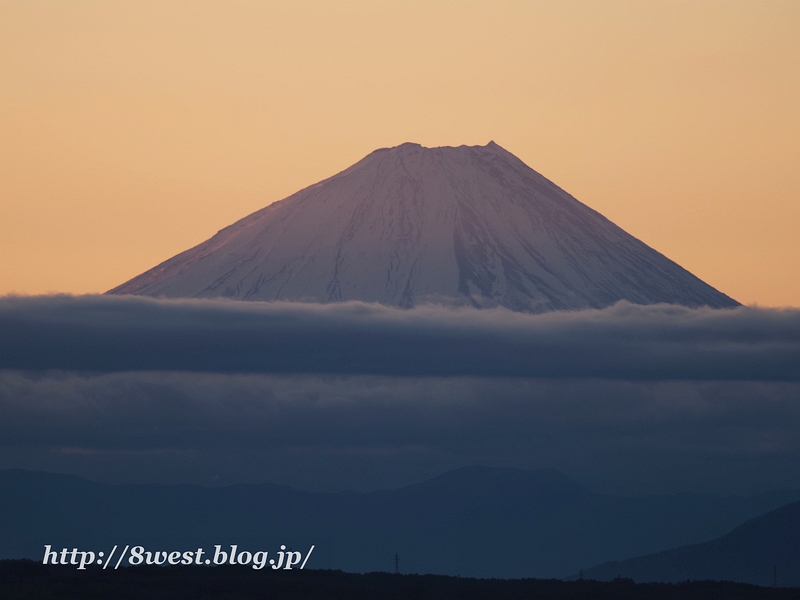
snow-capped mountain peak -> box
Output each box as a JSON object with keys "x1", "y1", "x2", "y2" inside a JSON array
[{"x1": 108, "y1": 142, "x2": 738, "y2": 312}]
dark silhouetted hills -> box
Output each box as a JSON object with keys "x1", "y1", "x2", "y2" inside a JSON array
[
  {"x1": 580, "y1": 498, "x2": 800, "y2": 586},
  {"x1": 2, "y1": 466, "x2": 798, "y2": 579}
]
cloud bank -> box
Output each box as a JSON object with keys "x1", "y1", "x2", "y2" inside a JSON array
[
  {"x1": 1, "y1": 370, "x2": 798, "y2": 494},
  {"x1": 1, "y1": 295, "x2": 799, "y2": 380},
  {"x1": 2, "y1": 295, "x2": 799, "y2": 494}
]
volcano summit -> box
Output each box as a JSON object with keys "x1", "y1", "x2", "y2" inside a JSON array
[{"x1": 109, "y1": 142, "x2": 737, "y2": 311}]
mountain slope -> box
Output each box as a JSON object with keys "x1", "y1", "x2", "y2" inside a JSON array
[
  {"x1": 579, "y1": 500, "x2": 800, "y2": 586},
  {"x1": 109, "y1": 142, "x2": 737, "y2": 311}
]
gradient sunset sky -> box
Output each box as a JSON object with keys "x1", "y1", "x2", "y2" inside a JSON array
[{"x1": 2, "y1": 1, "x2": 798, "y2": 306}]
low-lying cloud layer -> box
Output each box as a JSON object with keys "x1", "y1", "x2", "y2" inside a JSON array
[
  {"x1": 1, "y1": 370, "x2": 799, "y2": 494},
  {"x1": 1, "y1": 295, "x2": 799, "y2": 494},
  {"x1": 1, "y1": 295, "x2": 799, "y2": 380}
]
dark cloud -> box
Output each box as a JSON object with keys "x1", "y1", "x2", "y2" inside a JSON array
[
  {"x1": 1, "y1": 370, "x2": 799, "y2": 495},
  {"x1": 2, "y1": 296, "x2": 799, "y2": 494},
  {"x1": 1, "y1": 295, "x2": 799, "y2": 380}
]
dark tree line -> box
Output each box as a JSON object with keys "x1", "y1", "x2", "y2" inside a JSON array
[{"x1": 1, "y1": 559, "x2": 797, "y2": 600}]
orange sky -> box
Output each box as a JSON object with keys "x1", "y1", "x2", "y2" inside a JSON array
[{"x1": 2, "y1": 0, "x2": 798, "y2": 306}]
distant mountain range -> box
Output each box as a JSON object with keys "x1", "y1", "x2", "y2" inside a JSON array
[
  {"x1": 579, "y1": 498, "x2": 800, "y2": 586},
  {"x1": 2, "y1": 466, "x2": 797, "y2": 580},
  {"x1": 109, "y1": 142, "x2": 737, "y2": 311}
]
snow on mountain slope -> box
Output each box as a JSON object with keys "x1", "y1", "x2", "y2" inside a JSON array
[{"x1": 108, "y1": 142, "x2": 738, "y2": 311}]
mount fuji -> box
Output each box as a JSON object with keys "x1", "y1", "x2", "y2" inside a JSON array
[{"x1": 109, "y1": 142, "x2": 737, "y2": 311}]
